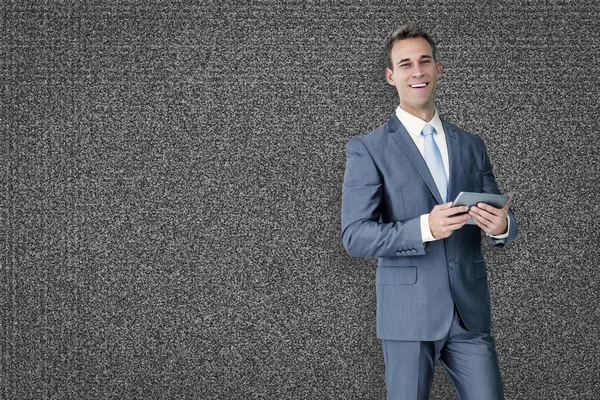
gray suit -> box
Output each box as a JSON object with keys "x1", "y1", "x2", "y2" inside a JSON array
[{"x1": 341, "y1": 113, "x2": 518, "y2": 399}]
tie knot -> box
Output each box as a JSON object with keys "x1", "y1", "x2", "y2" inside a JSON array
[{"x1": 421, "y1": 124, "x2": 436, "y2": 137}]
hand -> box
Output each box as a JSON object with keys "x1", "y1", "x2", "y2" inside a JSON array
[
  {"x1": 429, "y1": 203, "x2": 471, "y2": 239},
  {"x1": 469, "y1": 192, "x2": 514, "y2": 236}
]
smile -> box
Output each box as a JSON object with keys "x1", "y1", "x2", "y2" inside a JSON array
[{"x1": 409, "y1": 83, "x2": 428, "y2": 88}]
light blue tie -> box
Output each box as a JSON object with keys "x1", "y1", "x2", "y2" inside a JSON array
[{"x1": 421, "y1": 124, "x2": 448, "y2": 202}]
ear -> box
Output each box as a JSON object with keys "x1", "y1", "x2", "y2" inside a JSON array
[
  {"x1": 385, "y1": 67, "x2": 395, "y2": 86},
  {"x1": 436, "y1": 61, "x2": 442, "y2": 78}
]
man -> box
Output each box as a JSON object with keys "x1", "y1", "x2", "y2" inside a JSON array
[{"x1": 341, "y1": 23, "x2": 518, "y2": 400}]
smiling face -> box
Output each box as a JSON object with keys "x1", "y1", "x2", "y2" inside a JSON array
[{"x1": 385, "y1": 37, "x2": 442, "y2": 121}]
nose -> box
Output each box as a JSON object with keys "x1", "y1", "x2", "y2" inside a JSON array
[{"x1": 411, "y1": 64, "x2": 425, "y2": 77}]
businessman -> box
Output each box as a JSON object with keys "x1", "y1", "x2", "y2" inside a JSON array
[{"x1": 341, "y1": 23, "x2": 518, "y2": 400}]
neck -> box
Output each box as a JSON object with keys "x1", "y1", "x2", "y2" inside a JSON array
[{"x1": 399, "y1": 104, "x2": 435, "y2": 122}]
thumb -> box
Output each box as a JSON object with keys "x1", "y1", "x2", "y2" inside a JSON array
[
  {"x1": 438, "y1": 202, "x2": 454, "y2": 209},
  {"x1": 503, "y1": 192, "x2": 514, "y2": 209}
]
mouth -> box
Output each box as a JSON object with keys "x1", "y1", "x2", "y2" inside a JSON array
[{"x1": 409, "y1": 82, "x2": 429, "y2": 89}]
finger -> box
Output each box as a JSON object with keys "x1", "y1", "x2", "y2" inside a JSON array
[
  {"x1": 447, "y1": 220, "x2": 469, "y2": 230},
  {"x1": 470, "y1": 213, "x2": 493, "y2": 232},
  {"x1": 442, "y1": 214, "x2": 470, "y2": 229},
  {"x1": 474, "y1": 203, "x2": 502, "y2": 215},
  {"x1": 448, "y1": 213, "x2": 471, "y2": 224},
  {"x1": 433, "y1": 202, "x2": 454, "y2": 211},
  {"x1": 470, "y1": 219, "x2": 488, "y2": 233},
  {"x1": 440, "y1": 205, "x2": 469, "y2": 217},
  {"x1": 434, "y1": 218, "x2": 467, "y2": 234},
  {"x1": 469, "y1": 207, "x2": 496, "y2": 226},
  {"x1": 473, "y1": 212, "x2": 507, "y2": 235},
  {"x1": 472, "y1": 208, "x2": 506, "y2": 232},
  {"x1": 472, "y1": 204, "x2": 506, "y2": 221},
  {"x1": 444, "y1": 219, "x2": 470, "y2": 234}
]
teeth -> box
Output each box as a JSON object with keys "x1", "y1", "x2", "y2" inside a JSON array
[{"x1": 410, "y1": 83, "x2": 427, "y2": 88}]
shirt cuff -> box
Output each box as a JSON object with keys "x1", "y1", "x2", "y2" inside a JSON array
[
  {"x1": 420, "y1": 214, "x2": 436, "y2": 242},
  {"x1": 487, "y1": 215, "x2": 511, "y2": 239}
]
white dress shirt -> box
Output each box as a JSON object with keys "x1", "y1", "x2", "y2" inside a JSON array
[{"x1": 394, "y1": 106, "x2": 509, "y2": 242}]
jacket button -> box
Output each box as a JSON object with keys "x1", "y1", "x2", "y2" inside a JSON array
[
  {"x1": 396, "y1": 251, "x2": 402, "y2": 256},
  {"x1": 410, "y1": 249, "x2": 417, "y2": 255},
  {"x1": 449, "y1": 261, "x2": 455, "y2": 268}
]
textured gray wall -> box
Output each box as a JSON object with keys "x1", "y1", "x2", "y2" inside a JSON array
[{"x1": 2, "y1": 1, "x2": 599, "y2": 399}]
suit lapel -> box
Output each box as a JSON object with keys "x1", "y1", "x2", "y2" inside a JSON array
[
  {"x1": 442, "y1": 118, "x2": 462, "y2": 203},
  {"x1": 388, "y1": 114, "x2": 445, "y2": 204}
]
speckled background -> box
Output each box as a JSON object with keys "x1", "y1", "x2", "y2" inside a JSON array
[{"x1": 2, "y1": 1, "x2": 599, "y2": 399}]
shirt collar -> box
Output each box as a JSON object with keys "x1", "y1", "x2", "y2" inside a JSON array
[{"x1": 395, "y1": 106, "x2": 444, "y2": 138}]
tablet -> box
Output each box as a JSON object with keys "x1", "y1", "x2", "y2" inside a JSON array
[{"x1": 452, "y1": 192, "x2": 509, "y2": 225}]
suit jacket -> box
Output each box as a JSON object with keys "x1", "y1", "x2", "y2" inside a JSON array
[{"x1": 341, "y1": 113, "x2": 518, "y2": 341}]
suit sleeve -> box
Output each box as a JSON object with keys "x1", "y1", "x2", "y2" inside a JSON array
[
  {"x1": 341, "y1": 137, "x2": 426, "y2": 258},
  {"x1": 480, "y1": 140, "x2": 519, "y2": 248}
]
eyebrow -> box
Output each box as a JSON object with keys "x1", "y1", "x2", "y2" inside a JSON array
[{"x1": 396, "y1": 55, "x2": 434, "y2": 65}]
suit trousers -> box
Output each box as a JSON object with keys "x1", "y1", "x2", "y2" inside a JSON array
[{"x1": 382, "y1": 309, "x2": 504, "y2": 400}]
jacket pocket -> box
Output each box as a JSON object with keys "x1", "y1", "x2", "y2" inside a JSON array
[
  {"x1": 475, "y1": 260, "x2": 487, "y2": 278},
  {"x1": 376, "y1": 266, "x2": 417, "y2": 285}
]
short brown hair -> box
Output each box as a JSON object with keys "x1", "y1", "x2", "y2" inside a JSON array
[{"x1": 385, "y1": 23, "x2": 437, "y2": 69}]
